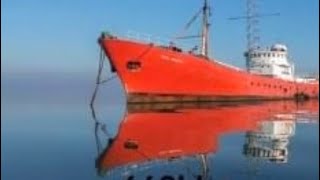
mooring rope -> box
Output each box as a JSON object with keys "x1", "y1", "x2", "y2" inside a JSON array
[
  {"x1": 90, "y1": 47, "x2": 116, "y2": 155},
  {"x1": 90, "y1": 48, "x2": 105, "y2": 108},
  {"x1": 90, "y1": 48, "x2": 117, "y2": 108}
]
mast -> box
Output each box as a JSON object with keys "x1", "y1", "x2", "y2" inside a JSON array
[
  {"x1": 199, "y1": 154, "x2": 209, "y2": 180},
  {"x1": 201, "y1": 0, "x2": 210, "y2": 57},
  {"x1": 246, "y1": 0, "x2": 260, "y2": 51},
  {"x1": 229, "y1": 0, "x2": 279, "y2": 70}
]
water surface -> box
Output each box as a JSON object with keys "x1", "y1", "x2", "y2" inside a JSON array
[{"x1": 1, "y1": 75, "x2": 319, "y2": 180}]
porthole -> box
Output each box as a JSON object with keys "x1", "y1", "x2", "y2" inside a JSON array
[{"x1": 127, "y1": 61, "x2": 142, "y2": 71}]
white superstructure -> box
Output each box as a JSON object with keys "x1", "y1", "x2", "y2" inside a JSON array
[{"x1": 245, "y1": 44, "x2": 295, "y2": 81}]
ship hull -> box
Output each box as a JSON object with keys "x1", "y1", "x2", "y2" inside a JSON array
[{"x1": 100, "y1": 36, "x2": 319, "y2": 103}]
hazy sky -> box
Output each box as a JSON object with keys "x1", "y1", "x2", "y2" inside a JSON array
[{"x1": 2, "y1": 0, "x2": 319, "y2": 75}]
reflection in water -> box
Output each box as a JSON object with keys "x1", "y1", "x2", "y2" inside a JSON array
[
  {"x1": 243, "y1": 101, "x2": 318, "y2": 164},
  {"x1": 243, "y1": 119, "x2": 295, "y2": 163},
  {"x1": 91, "y1": 101, "x2": 318, "y2": 179}
]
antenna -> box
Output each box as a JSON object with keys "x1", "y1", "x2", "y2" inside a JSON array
[
  {"x1": 247, "y1": 0, "x2": 259, "y2": 51},
  {"x1": 228, "y1": 0, "x2": 280, "y2": 51}
]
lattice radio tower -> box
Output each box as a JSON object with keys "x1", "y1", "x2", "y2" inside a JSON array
[
  {"x1": 246, "y1": 0, "x2": 260, "y2": 51},
  {"x1": 229, "y1": 0, "x2": 279, "y2": 51}
]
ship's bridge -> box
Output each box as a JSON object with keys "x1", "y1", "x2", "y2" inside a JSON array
[{"x1": 245, "y1": 44, "x2": 295, "y2": 80}]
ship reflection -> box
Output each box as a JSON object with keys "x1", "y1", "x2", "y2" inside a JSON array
[
  {"x1": 92, "y1": 101, "x2": 318, "y2": 179},
  {"x1": 243, "y1": 118, "x2": 296, "y2": 164}
]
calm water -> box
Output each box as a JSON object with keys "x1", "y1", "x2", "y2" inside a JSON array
[{"x1": 1, "y1": 74, "x2": 319, "y2": 180}]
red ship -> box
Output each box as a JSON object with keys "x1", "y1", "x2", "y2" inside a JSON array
[
  {"x1": 96, "y1": 101, "x2": 319, "y2": 176},
  {"x1": 98, "y1": 0, "x2": 319, "y2": 103}
]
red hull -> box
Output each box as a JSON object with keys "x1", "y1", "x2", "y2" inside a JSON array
[{"x1": 100, "y1": 36, "x2": 319, "y2": 102}]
